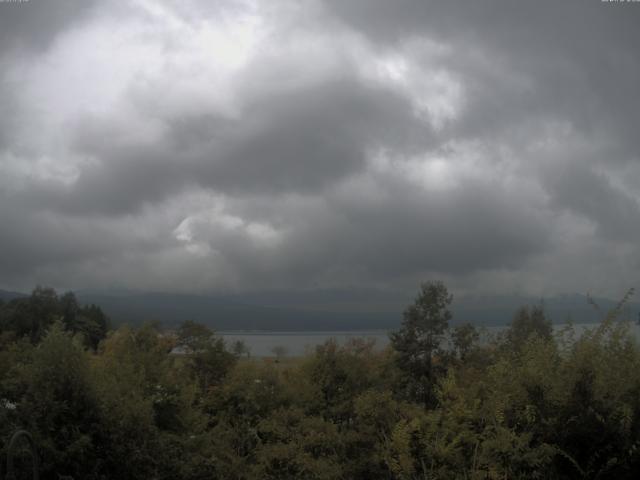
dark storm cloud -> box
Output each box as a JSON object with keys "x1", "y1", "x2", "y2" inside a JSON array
[
  {"x1": 193, "y1": 80, "x2": 433, "y2": 194},
  {"x1": 276, "y1": 182, "x2": 550, "y2": 283},
  {"x1": 41, "y1": 136, "x2": 189, "y2": 216},
  {"x1": 0, "y1": 201, "x2": 166, "y2": 276},
  {"x1": 324, "y1": 0, "x2": 640, "y2": 155},
  {"x1": 1, "y1": 0, "x2": 639, "y2": 295},
  {"x1": 38, "y1": 79, "x2": 430, "y2": 215}
]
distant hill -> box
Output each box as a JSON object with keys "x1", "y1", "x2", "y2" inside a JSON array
[
  {"x1": 76, "y1": 291, "x2": 399, "y2": 331},
  {"x1": 3, "y1": 286, "x2": 636, "y2": 330},
  {"x1": 0, "y1": 289, "x2": 27, "y2": 302},
  {"x1": 75, "y1": 289, "x2": 640, "y2": 331}
]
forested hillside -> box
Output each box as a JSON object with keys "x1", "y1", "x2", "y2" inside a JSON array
[{"x1": 1, "y1": 284, "x2": 640, "y2": 479}]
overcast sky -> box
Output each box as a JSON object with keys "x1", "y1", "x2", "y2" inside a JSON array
[{"x1": 1, "y1": 0, "x2": 639, "y2": 298}]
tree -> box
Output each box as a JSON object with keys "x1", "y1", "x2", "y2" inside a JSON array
[
  {"x1": 390, "y1": 281, "x2": 453, "y2": 406},
  {"x1": 271, "y1": 345, "x2": 288, "y2": 362},
  {"x1": 176, "y1": 320, "x2": 215, "y2": 353},
  {"x1": 252, "y1": 407, "x2": 344, "y2": 480},
  {"x1": 0, "y1": 287, "x2": 60, "y2": 343},
  {"x1": 451, "y1": 323, "x2": 480, "y2": 361},
  {"x1": 232, "y1": 339, "x2": 251, "y2": 358},
  {"x1": 0, "y1": 288, "x2": 108, "y2": 349},
  {"x1": 176, "y1": 320, "x2": 237, "y2": 391},
  {"x1": 60, "y1": 291, "x2": 109, "y2": 349},
  {"x1": 506, "y1": 305, "x2": 552, "y2": 351},
  {"x1": 17, "y1": 322, "x2": 102, "y2": 479},
  {"x1": 75, "y1": 303, "x2": 109, "y2": 349}
]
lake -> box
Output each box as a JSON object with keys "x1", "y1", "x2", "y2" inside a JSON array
[{"x1": 220, "y1": 322, "x2": 640, "y2": 357}]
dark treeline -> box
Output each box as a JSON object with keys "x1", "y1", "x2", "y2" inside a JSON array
[{"x1": 1, "y1": 282, "x2": 640, "y2": 479}]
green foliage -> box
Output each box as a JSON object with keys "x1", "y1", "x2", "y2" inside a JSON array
[
  {"x1": 390, "y1": 281, "x2": 453, "y2": 406},
  {"x1": 504, "y1": 305, "x2": 553, "y2": 352},
  {"x1": 451, "y1": 323, "x2": 480, "y2": 361},
  {"x1": 176, "y1": 320, "x2": 238, "y2": 392},
  {"x1": 253, "y1": 407, "x2": 343, "y2": 480},
  {"x1": 5, "y1": 322, "x2": 102, "y2": 479},
  {"x1": 0, "y1": 287, "x2": 109, "y2": 348},
  {"x1": 2, "y1": 284, "x2": 640, "y2": 479},
  {"x1": 303, "y1": 338, "x2": 383, "y2": 421}
]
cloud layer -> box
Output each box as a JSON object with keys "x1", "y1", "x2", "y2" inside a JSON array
[{"x1": 1, "y1": 0, "x2": 639, "y2": 297}]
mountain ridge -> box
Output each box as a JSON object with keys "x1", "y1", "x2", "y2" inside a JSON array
[
  {"x1": 3, "y1": 288, "x2": 637, "y2": 331},
  {"x1": 76, "y1": 289, "x2": 637, "y2": 331}
]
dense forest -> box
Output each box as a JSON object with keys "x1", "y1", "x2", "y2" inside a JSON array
[{"x1": 1, "y1": 283, "x2": 640, "y2": 479}]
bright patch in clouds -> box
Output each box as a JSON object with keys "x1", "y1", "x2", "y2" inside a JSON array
[{"x1": 375, "y1": 54, "x2": 464, "y2": 129}]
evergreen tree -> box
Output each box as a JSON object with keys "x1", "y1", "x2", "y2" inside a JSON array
[{"x1": 390, "y1": 281, "x2": 453, "y2": 406}]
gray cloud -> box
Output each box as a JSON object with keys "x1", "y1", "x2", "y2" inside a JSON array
[
  {"x1": 325, "y1": 0, "x2": 640, "y2": 154},
  {"x1": 194, "y1": 80, "x2": 432, "y2": 194},
  {"x1": 0, "y1": 0, "x2": 98, "y2": 54},
  {"x1": 273, "y1": 184, "x2": 550, "y2": 286},
  {"x1": 1, "y1": 0, "x2": 639, "y2": 297},
  {"x1": 0, "y1": 201, "x2": 167, "y2": 278},
  {"x1": 33, "y1": 78, "x2": 429, "y2": 215},
  {"x1": 545, "y1": 162, "x2": 640, "y2": 243}
]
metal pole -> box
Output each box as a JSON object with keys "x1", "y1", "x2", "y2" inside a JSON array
[{"x1": 5, "y1": 430, "x2": 39, "y2": 480}]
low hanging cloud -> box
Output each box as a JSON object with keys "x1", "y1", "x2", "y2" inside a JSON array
[{"x1": 1, "y1": 0, "x2": 639, "y2": 297}]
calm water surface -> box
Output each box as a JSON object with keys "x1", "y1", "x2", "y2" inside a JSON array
[{"x1": 221, "y1": 322, "x2": 640, "y2": 357}]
